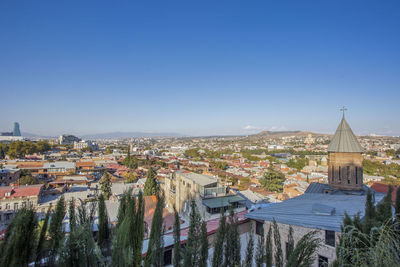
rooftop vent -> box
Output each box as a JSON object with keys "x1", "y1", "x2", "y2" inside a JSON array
[{"x1": 312, "y1": 203, "x2": 335, "y2": 216}]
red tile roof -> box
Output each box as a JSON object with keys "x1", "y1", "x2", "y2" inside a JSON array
[
  {"x1": 0, "y1": 184, "x2": 43, "y2": 199},
  {"x1": 143, "y1": 196, "x2": 175, "y2": 231},
  {"x1": 370, "y1": 182, "x2": 398, "y2": 206}
]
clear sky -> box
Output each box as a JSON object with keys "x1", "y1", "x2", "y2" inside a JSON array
[{"x1": 1, "y1": 0, "x2": 399, "y2": 137}]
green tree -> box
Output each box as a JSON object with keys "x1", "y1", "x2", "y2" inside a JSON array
[
  {"x1": 376, "y1": 185, "x2": 393, "y2": 224},
  {"x1": 125, "y1": 171, "x2": 137, "y2": 183},
  {"x1": 69, "y1": 198, "x2": 76, "y2": 232},
  {"x1": 0, "y1": 143, "x2": 8, "y2": 159},
  {"x1": 286, "y1": 231, "x2": 321, "y2": 267},
  {"x1": 363, "y1": 190, "x2": 377, "y2": 234},
  {"x1": 183, "y1": 200, "x2": 202, "y2": 266},
  {"x1": 143, "y1": 168, "x2": 159, "y2": 196},
  {"x1": 0, "y1": 207, "x2": 38, "y2": 266},
  {"x1": 334, "y1": 223, "x2": 400, "y2": 267},
  {"x1": 244, "y1": 230, "x2": 254, "y2": 267},
  {"x1": 173, "y1": 208, "x2": 182, "y2": 267},
  {"x1": 200, "y1": 220, "x2": 209, "y2": 267},
  {"x1": 58, "y1": 203, "x2": 104, "y2": 267},
  {"x1": 145, "y1": 194, "x2": 165, "y2": 267},
  {"x1": 112, "y1": 190, "x2": 145, "y2": 267},
  {"x1": 35, "y1": 205, "x2": 51, "y2": 266},
  {"x1": 265, "y1": 225, "x2": 273, "y2": 267},
  {"x1": 273, "y1": 219, "x2": 283, "y2": 267},
  {"x1": 100, "y1": 171, "x2": 112, "y2": 200},
  {"x1": 97, "y1": 194, "x2": 110, "y2": 252},
  {"x1": 395, "y1": 187, "x2": 400, "y2": 224},
  {"x1": 224, "y1": 205, "x2": 241, "y2": 267},
  {"x1": 19, "y1": 175, "x2": 40, "y2": 185},
  {"x1": 48, "y1": 196, "x2": 66, "y2": 265},
  {"x1": 286, "y1": 226, "x2": 294, "y2": 261},
  {"x1": 212, "y1": 208, "x2": 226, "y2": 267},
  {"x1": 260, "y1": 168, "x2": 285, "y2": 193},
  {"x1": 255, "y1": 226, "x2": 265, "y2": 267}
]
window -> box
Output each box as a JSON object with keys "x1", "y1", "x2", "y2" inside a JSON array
[
  {"x1": 163, "y1": 249, "x2": 172, "y2": 266},
  {"x1": 338, "y1": 167, "x2": 341, "y2": 181},
  {"x1": 325, "y1": 230, "x2": 335, "y2": 247},
  {"x1": 5, "y1": 203, "x2": 10, "y2": 210},
  {"x1": 318, "y1": 255, "x2": 328, "y2": 267},
  {"x1": 347, "y1": 166, "x2": 350, "y2": 184},
  {"x1": 255, "y1": 221, "x2": 264, "y2": 236},
  {"x1": 331, "y1": 167, "x2": 334, "y2": 182},
  {"x1": 355, "y1": 167, "x2": 358, "y2": 184},
  {"x1": 14, "y1": 203, "x2": 18, "y2": 211}
]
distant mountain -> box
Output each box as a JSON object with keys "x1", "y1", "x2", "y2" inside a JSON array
[
  {"x1": 80, "y1": 131, "x2": 187, "y2": 139},
  {"x1": 253, "y1": 130, "x2": 326, "y2": 137},
  {"x1": 21, "y1": 132, "x2": 56, "y2": 139}
]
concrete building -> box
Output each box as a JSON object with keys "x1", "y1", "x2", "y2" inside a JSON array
[
  {"x1": 59, "y1": 134, "x2": 81, "y2": 145},
  {"x1": 0, "y1": 184, "x2": 44, "y2": 226},
  {"x1": 164, "y1": 170, "x2": 221, "y2": 212},
  {"x1": 73, "y1": 140, "x2": 98, "y2": 150}
]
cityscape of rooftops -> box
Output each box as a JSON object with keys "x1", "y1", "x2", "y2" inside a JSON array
[{"x1": 0, "y1": 1, "x2": 399, "y2": 267}]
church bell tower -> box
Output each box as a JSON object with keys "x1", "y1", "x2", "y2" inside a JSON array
[{"x1": 328, "y1": 109, "x2": 364, "y2": 191}]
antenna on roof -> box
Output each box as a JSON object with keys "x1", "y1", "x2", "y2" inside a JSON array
[{"x1": 340, "y1": 106, "x2": 347, "y2": 119}]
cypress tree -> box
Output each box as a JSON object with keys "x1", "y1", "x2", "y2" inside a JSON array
[
  {"x1": 133, "y1": 191, "x2": 145, "y2": 266},
  {"x1": 35, "y1": 205, "x2": 51, "y2": 266},
  {"x1": 173, "y1": 208, "x2": 182, "y2": 267},
  {"x1": 363, "y1": 190, "x2": 377, "y2": 234},
  {"x1": 212, "y1": 207, "x2": 226, "y2": 267},
  {"x1": 116, "y1": 189, "x2": 129, "y2": 229},
  {"x1": 265, "y1": 225, "x2": 273, "y2": 267},
  {"x1": 286, "y1": 226, "x2": 294, "y2": 260},
  {"x1": 224, "y1": 205, "x2": 241, "y2": 267},
  {"x1": 395, "y1": 187, "x2": 400, "y2": 222},
  {"x1": 69, "y1": 197, "x2": 76, "y2": 232},
  {"x1": 143, "y1": 167, "x2": 159, "y2": 196},
  {"x1": 113, "y1": 190, "x2": 144, "y2": 266},
  {"x1": 49, "y1": 196, "x2": 66, "y2": 265},
  {"x1": 255, "y1": 226, "x2": 265, "y2": 267},
  {"x1": 376, "y1": 185, "x2": 393, "y2": 224},
  {"x1": 183, "y1": 199, "x2": 202, "y2": 267},
  {"x1": 273, "y1": 219, "x2": 283, "y2": 267},
  {"x1": 144, "y1": 194, "x2": 165, "y2": 267},
  {"x1": 244, "y1": 230, "x2": 254, "y2": 267},
  {"x1": 100, "y1": 171, "x2": 112, "y2": 199},
  {"x1": 0, "y1": 207, "x2": 38, "y2": 266},
  {"x1": 58, "y1": 204, "x2": 104, "y2": 267},
  {"x1": 200, "y1": 220, "x2": 209, "y2": 267},
  {"x1": 97, "y1": 193, "x2": 110, "y2": 252}
]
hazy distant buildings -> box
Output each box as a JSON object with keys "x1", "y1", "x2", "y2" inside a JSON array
[
  {"x1": 59, "y1": 134, "x2": 81, "y2": 145},
  {"x1": 73, "y1": 140, "x2": 98, "y2": 150},
  {"x1": 1, "y1": 122, "x2": 21, "y2": 137}
]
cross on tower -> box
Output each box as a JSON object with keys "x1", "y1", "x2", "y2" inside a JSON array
[{"x1": 340, "y1": 106, "x2": 347, "y2": 118}]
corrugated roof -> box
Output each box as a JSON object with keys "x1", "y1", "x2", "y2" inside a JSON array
[
  {"x1": 245, "y1": 190, "x2": 385, "y2": 232},
  {"x1": 328, "y1": 117, "x2": 364, "y2": 153}
]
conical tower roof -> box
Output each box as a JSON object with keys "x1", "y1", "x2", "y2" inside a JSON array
[{"x1": 328, "y1": 116, "x2": 364, "y2": 153}]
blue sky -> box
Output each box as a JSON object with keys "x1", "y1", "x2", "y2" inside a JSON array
[{"x1": 0, "y1": 0, "x2": 399, "y2": 136}]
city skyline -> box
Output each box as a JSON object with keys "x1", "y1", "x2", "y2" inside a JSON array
[{"x1": 1, "y1": 1, "x2": 399, "y2": 136}]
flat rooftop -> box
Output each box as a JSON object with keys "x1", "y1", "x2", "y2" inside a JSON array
[{"x1": 176, "y1": 170, "x2": 218, "y2": 187}]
